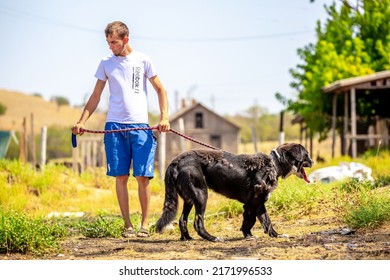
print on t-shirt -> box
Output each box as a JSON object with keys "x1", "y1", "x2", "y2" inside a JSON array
[{"x1": 132, "y1": 66, "x2": 142, "y2": 94}]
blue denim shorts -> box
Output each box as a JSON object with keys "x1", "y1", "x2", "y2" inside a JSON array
[{"x1": 103, "y1": 123, "x2": 157, "y2": 178}]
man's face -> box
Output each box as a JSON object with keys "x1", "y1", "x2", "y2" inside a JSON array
[{"x1": 106, "y1": 34, "x2": 128, "y2": 56}]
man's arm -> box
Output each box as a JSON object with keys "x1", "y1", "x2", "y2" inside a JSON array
[
  {"x1": 149, "y1": 75, "x2": 170, "y2": 132},
  {"x1": 72, "y1": 79, "x2": 106, "y2": 135}
]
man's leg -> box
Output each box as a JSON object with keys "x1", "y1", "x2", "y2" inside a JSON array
[
  {"x1": 116, "y1": 175, "x2": 134, "y2": 231},
  {"x1": 135, "y1": 176, "x2": 151, "y2": 232}
]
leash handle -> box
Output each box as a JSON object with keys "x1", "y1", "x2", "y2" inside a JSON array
[{"x1": 72, "y1": 133, "x2": 77, "y2": 148}]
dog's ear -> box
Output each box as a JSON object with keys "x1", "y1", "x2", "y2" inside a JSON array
[
  {"x1": 278, "y1": 143, "x2": 308, "y2": 163},
  {"x1": 293, "y1": 143, "x2": 307, "y2": 162},
  {"x1": 278, "y1": 143, "x2": 298, "y2": 162}
]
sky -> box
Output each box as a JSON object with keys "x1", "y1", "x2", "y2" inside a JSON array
[{"x1": 0, "y1": 0, "x2": 333, "y2": 117}]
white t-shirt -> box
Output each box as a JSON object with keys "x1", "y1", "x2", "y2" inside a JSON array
[{"x1": 95, "y1": 50, "x2": 157, "y2": 124}]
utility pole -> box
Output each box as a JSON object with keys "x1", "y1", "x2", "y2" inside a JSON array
[{"x1": 279, "y1": 110, "x2": 285, "y2": 145}]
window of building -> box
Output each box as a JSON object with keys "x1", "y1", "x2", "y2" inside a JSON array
[{"x1": 195, "y1": 112, "x2": 203, "y2": 128}]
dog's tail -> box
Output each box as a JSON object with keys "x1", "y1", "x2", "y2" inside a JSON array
[{"x1": 156, "y1": 164, "x2": 179, "y2": 233}]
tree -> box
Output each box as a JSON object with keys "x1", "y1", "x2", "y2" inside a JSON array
[
  {"x1": 0, "y1": 102, "x2": 6, "y2": 116},
  {"x1": 51, "y1": 96, "x2": 70, "y2": 107},
  {"x1": 227, "y1": 108, "x2": 300, "y2": 143},
  {"x1": 284, "y1": 0, "x2": 390, "y2": 140}
]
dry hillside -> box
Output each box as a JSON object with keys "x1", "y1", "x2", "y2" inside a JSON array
[{"x1": 0, "y1": 89, "x2": 106, "y2": 133}]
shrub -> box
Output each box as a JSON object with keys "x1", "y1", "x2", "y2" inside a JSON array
[
  {"x1": 74, "y1": 215, "x2": 125, "y2": 238},
  {"x1": 341, "y1": 178, "x2": 390, "y2": 229},
  {"x1": 344, "y1": 195, "x2": 390, "y2": 229},
  {"x1": 0, "y1": 208, "x2": 67, "y2": 254}
]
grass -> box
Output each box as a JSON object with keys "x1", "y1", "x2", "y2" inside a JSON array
[
  {"x1": 267, "y1": 178, "x2": 337, "y2": 220},
  {"x1": 0, "y1": 208, "x2": 67, "y2": 254},
  {"x1": 0, "y1": 150, "x2": 389, "y2": 255},
  {"x1": 344, "y1": 194, "x2": 390, "y2": 229},
  {"x1": 340, "y1": 176, "x2": 390, "y2": 229},
  {"x1": 56, "y1": 214, "x2": 127, "y2": 238}
]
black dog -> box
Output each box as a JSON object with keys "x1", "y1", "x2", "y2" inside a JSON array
[{"x1": 156, "y1": 143, "x2": 313, "y2": 242}]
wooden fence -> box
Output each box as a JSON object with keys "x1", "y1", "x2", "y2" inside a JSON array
[{"x1": 72, "y1": 136, "x2": 105, "y2": 173}]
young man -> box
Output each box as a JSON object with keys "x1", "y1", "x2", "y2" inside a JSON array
[{"x1": 72, "y1": 21, "x2": 170, "y2": 238}]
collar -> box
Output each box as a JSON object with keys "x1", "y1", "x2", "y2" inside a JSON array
[
  {"x1": 271, "y1": 149, "x2": 281, "y2": 161},
  {"x1": 270, "y1": 149, "x2": 283, "y2": 177}
]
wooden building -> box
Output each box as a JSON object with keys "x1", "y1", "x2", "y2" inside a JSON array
[
  {"x1": 322, "y1": 70, "x2": 390, "y2": 158},
  {"x1": 157, "y1": 101, "x2": 240, "y2": 175}
]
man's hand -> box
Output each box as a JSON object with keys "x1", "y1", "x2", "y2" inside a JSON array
[
  {"x1": 158, "y1": 119, "x2": 170, "y2": 132},
  {"x1": 71, "y1": 122, "x2": 85, "y2": 135}
]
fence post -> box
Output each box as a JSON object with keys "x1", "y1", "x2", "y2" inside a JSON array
[
  {"x1": 30, "y1": 113, "x2": 36, "y2": 168},
  {"x1": 40, "y1": 126, "x2": 47, "y2": 171},
  {"x1": 19, "y1": 117, "x2": 27, "y2": 163}
]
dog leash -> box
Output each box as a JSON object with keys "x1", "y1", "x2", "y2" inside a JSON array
[{"x1": 71, "y1": 126, "x2": 221, "y2": 151}]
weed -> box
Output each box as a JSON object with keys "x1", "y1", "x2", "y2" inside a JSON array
[
  {"x1": 340, "y1": 177, "x2": 390, "y2": 229},
  {"x1": 75, "y1": 215, "x2": 124, "y2": 238},
  {"x1": 373, "y1": 174, "x2": 390, "y2": 188},
  {"x1": 340, "y1": 178, "x2": 374, "y2": 192},
  {"x1": 344, "y1": 195, "x2": 390, "y2": 229},
  {"x1": 267, "y1": 178, "x2": 333, "y2": 220},
  {"x1": 54, "y1": 214, "x2": 143, "y2": 238},
  {"x1": 0, "y1": 208, "x2": 67, "y2": 254}
]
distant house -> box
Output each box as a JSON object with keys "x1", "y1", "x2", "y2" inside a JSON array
[{"x1": 158, "y1": 101, "x2": 240, "y2": 171}]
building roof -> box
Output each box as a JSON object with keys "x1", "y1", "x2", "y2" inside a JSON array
[
  {"x1": 322, "y1": 70, "x2": 390, "y2": 94},
  {"x1": 169, "y1": 102, "x2": 241, "y2": 130}
]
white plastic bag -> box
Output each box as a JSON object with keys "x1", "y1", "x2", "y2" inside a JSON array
[{"x1": 308, "y1": 162, "x2": 374, "y2": 183}]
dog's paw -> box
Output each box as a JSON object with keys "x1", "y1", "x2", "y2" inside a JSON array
[
  {"x1": 212, "y1": 237, "x2": 224, "y2": 242},
  {"x1": 268, "y1": 229, "x2": 278, "y2": 238},
  {"x1": 180, "y1": 235, "x2": 193, "y2": 241},
  {"x1": 245, "y1": 235, "x2": 258, "y2": 241}
]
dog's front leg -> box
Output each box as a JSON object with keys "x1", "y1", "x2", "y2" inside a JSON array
[{"x1": 257, "y1": 204, "x2": 278, "y2": 237}]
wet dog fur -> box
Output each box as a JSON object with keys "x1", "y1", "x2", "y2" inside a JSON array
[{"x1": 156, "y1": 143, "x2": 314, "y2": 242}]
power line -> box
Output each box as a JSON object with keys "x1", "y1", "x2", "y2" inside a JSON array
[
  {"x1": 134, "y1": 30, "x2": 313, "y2": 42},
  {"x1": 0, "y1": 4, "x2": 314, "y2": 42}
]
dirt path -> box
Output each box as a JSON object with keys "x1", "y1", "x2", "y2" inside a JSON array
[{"x1": 5, "y1": 216, "x2": 387, "y2": 260}]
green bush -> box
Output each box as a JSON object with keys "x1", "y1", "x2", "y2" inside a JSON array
[
  {"x1": 0, "y1": 208, "x2": 68, "y2": 254},
  {"x1": 340, "y1": 178, "x2": 375, "y2": 192},
  {"x1": 340, "y1": 178, "x2": 390, "y2": 229},
  {"x1": 373, "y1": 175, "x2": 390, "y2": 188},
  {"x1": 75, "y1": 215, "x2": 125, "y2": 238},
  {"x1": 344, "y1": 195, "x2": 390, "y2": 229}
]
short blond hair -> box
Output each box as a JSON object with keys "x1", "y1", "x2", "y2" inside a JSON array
[{"x1": 105, "y1": 21, "x2": 129, "y2": 39}]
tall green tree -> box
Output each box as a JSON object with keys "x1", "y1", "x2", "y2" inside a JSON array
[{"x1": 285, "y1": 0, "x2": 390, "y2": 140}]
